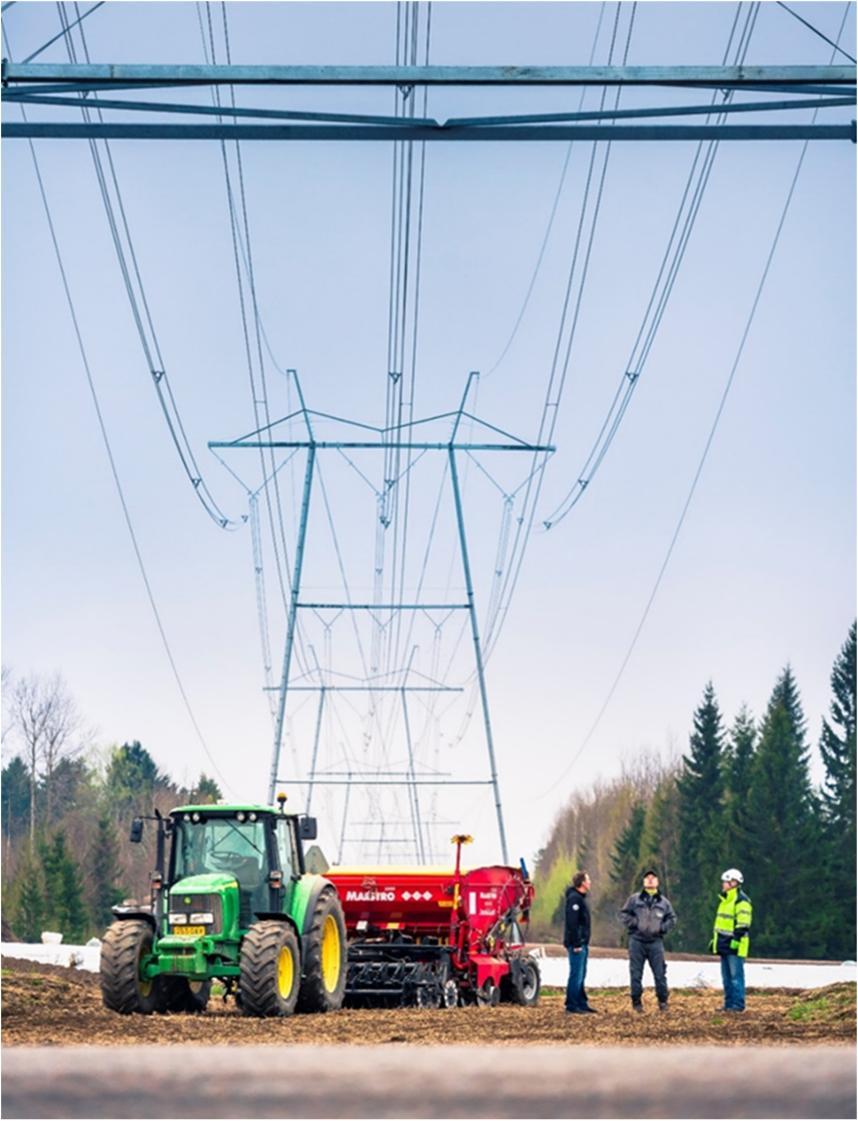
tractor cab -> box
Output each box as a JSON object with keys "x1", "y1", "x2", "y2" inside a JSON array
[{"x1": 168, "y1": 805, "x2": 306, "y2": 929}]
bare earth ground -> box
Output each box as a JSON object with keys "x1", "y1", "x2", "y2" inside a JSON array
[{"x1": 2, "y1": 957, "x2": 854, "y2": 1047}]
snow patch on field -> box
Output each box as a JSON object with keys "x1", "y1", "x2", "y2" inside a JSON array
[
  {"x1": 532, "y1": 950, "x2": 857, "y2": 990},
  {"x1": 3, "y1": 940, "x2": 855, "y2": 991}
]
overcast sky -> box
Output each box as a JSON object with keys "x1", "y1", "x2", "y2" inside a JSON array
[{"x1": 2, "y1": 1, "x2": 855, "y2": 869}]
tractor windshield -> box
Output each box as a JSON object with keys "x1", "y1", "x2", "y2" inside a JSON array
[{"x1": 173, "y1": 816, "x2": 268, "y2": 887}]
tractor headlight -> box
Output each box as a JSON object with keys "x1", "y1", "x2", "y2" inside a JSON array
[
  {"x1": 168, "y1": 912, "x2": 187, "y2": 925},
  {"x1": 190, "y1": 912, "x2": 215, "y2": 925}
]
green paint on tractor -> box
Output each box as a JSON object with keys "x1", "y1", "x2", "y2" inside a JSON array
[{"x1": 99, "y1": 801, "x2": 348, "y2": 1018}]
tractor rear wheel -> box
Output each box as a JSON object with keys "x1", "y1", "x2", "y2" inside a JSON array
[
  {"x1": 239, "y1": 920, "x2": 301, "y2": 1017},
  {"x1": 161, "y1": 978, "x2": 212, "y2": 1013},
  {"x1": 100, "y1": 919, "x2": 163, "y2": 1015},
  {"x1": 510, "y1": 957, "x2": 540, "y2": 1006},
  {"x1": 297, "y1": 887, "x2": 347, "y2": 1013}
]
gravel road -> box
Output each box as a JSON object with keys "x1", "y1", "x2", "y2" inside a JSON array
[{"x1": 3, "y1": 1044, "x2": 855, "y2": 1118}]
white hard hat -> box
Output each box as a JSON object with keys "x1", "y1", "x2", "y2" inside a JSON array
[{"x1": 721, "y1": 868, "x2": 744, "y2": 883}]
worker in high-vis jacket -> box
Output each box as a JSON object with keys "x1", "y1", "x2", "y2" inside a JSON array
[{"x1": 711, "y1": 868, "x2": 753, "y2": 1012}]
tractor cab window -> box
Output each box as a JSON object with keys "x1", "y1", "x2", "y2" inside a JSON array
[
  {"x1": 273, "y1": 817, "x2": 296, "y2": 881},
  {"x1": 173, "y1": 816, "x2": 267, "y2": 889}
]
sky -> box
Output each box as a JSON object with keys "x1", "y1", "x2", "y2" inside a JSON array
[{"x1": 2, "y1": 1, "x2": 855, "y2": 870}]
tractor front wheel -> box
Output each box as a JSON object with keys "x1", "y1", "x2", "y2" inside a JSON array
[
  {"x1": 297, "y1": 887, "x2": 347, "y2": 1013},
  {"x1": 100, "y1": 919, "x2": 163, "y2": 1015},
  {"x1": 239, "y1": 920, "x2": 301, "y2": 1017}
]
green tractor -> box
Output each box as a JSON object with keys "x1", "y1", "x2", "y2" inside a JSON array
[{"x1": 100, "y1": 795, "x2": 346, "y2": 1017}]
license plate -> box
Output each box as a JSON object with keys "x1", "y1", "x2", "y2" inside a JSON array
[{"x1": 172, "y1": 925, "x2": 206, "y2": 937}]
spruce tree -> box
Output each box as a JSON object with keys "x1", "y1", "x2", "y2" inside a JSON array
[
  {"x1": 10, "y1": 847, "x2": 45, "y2": 942},
  {"x1": 193, "y1": 774, "x2": 222, "y2": 804},
  {"x1": 745, "y1": 667, "x2": 824, "y2": 957},
  {"x1": 610, "y1": 803, "x2": 646, "y2": 895},
  {"x1": 724, "y1": 705, "x2": 756, "y2": 853},
  {"x1": 89, "y1": 815, "x2": 125, "y2": 930},
  {"x1": 1, "y1": 756, "x2": 31, "y2": 843},
  {"x1": 675, "y1": 682, "x2": 727, "y2": 950},
  {"x1": 637, "y1": 775, "x2": 682, "y2": 932},
  {"x1": 819, "y1": 622, "x2": 856, "y2": 958},
  {"x1": 40, "y1": 831, "x2": 88, "y2": 942}
]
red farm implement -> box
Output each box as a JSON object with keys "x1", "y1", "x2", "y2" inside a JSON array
[{"x1": 325, "y1": 834, "x2": 540, "y2": 1008}]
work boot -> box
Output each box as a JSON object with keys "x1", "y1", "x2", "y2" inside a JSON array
[
  {"x1": 632, "y1": 1002, "x2": 643, "y2": 1013},
  {"x1": 658, "y1": 1001, "x2": 669, "y2": 1012}
]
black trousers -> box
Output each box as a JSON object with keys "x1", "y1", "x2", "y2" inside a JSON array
[{"x1": 629, "y1": 937, "x2": 668, "y2": 1003}]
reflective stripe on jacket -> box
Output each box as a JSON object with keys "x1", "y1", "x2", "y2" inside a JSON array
[{"x1": 711, "y1": 887, "x2": 752, "y2": 957}]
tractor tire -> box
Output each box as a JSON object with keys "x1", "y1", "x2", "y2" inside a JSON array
[
  {"x1": 161, "y1": 978, "x2": 212, "y2": 1013},
  {"x1": 510, "y1": 956, "x2": 541, "y2": 1007},
  {"x1": 297, "y1": 886, "x2": 347, "y2": 1013},
  {"x1": 100, "y1": 919, "x2": 163, "y2": 1015},
  {"x1": 239, "y1": 920, "x2": 301, "y2": 1017}
]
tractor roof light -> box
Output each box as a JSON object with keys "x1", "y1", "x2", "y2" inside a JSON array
[
  {"x1": 248, "y1": 812, "x2": 257, "y2": 822},
  {"x1": 236, "y1": 811, "x2": 246, "y2": 822}
]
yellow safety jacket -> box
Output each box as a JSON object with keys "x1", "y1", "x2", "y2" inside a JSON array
[{"x1": 711, "y1": 887, "x2": 752, "y2": 957}]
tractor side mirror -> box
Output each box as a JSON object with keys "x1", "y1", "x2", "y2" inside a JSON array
[
  {"x1": 129, "y1": 817, "x2": 144, "y2": 843},
  {"x1": 299, "y1": 816, "x2": 318, "y2": 841}
]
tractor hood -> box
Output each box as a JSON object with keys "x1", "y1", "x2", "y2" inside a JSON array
[{"x1": 169, "y1": 873, "x2": 238, "y2": 895}]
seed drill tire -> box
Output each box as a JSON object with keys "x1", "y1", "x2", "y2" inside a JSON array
[
  {"x1": 161, "y1": 978, "x2": 212, "y2": 1013},
  {"x1": 239, "y1": 920, "x2": 301, "y2": 1017},
  {"x1": 297, "y1": 887, "x2": 347, "y2": 1013},
  {"x1": 100, "y1": 919, "x2": 164, "y2": 1015},
  {"x1": 510, "y1": 956, "x2": 541, "y2": 1006}
]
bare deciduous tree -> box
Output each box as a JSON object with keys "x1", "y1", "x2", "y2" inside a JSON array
[{"x1": 9, "y1": 673, "x2": 84, "y2": 845}]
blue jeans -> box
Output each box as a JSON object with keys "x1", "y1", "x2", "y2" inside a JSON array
[
  {"x1": 720, "y1": 953, "x2": 746, "y2": 1010},
  {"x1": 565, "y1": 945, "x2": 589, "y2": 1011}
]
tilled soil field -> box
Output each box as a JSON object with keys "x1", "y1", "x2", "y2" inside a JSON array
[{"x1": 2, "y1": 958, "x2": 854, "y2": 1048}]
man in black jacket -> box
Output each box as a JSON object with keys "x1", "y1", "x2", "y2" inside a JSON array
[
  {"x1": 563, "y1": 870, "x2": 596, "y2": 1014},
  {"x1": 620, "y1": 869, "x2": 677, "y2": 1012}
]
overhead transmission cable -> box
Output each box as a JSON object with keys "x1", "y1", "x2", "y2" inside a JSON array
[
  {"x1": 451, "y1": 3, "x2": 758, "y2": 758},
  {"x1": 3, "y1": 24, "x2": 233, "y2": 797},
  {"x1": 441, "y1": 2, "x2": 633, "y2": 766},
  {"x1": 776, "y1": 0, "x2": 856, "y2": 63},
  {"x1": 483, "y1": 0, "x2": 609, "y2": 379},
  {"x1": 196, "y1": 2, "x2": 313, "y2": 698},
  {"x1": 21, "y1": 0, "x2": 102, "y2": 62},
  {"x1": 537, "y1": 2, "x2": 854, "y2": 799},
  {"x1": 54, "y1": 2, "x2": 240, "y2": 532},
  {"x1": 481, "y1": 1, "x2": 635, "y2": 665},
  {"x1": 542, "y1": 1, "x2": 760, "y2": 529}
]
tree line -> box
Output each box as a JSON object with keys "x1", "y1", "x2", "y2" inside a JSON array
[
  {"x1": 531, "y1": 622, "x2": 856, "y2": 960},
  {"x1": 2, "y1": 671, "x2": 221, "y2": 942}
]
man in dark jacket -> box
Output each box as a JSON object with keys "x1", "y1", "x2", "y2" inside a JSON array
[
  {"x1": 563, "y1": 871, "x2": 596, "y2": 1014},
  {"x1": 620, "y1": 869, "x2": 677, "y2": 1012}
]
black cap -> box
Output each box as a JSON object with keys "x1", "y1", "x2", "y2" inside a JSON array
[{"x1": 642, "y1": 868, "x2": 659, "y2": 878}]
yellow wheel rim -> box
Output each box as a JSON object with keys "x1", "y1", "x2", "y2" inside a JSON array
[
  {"x1": 139, "y1": 977, "x2": 153, "y2": 998},
  {"x1": 321, "y1": 914, "x2": 341, "y2": 993},
  {"x1": 277, "y1": 944, "x2": 295, "y2": 999}
]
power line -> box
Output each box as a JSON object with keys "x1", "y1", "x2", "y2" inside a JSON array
[
  {"x1": 55, "y1": 2, "x2": 240, "y2": 532},
  {"x1": 482, "y1": 2, "x2": 635, "y2": 663},
  {"x1": 542, "y1": 2, "x2": 760, "y2": 529},
  {"x1": 21, "y1": 0, "x2": 103, "y2": 63},
  {"x1": 537, "y1": 8, "x2": 850, "y2": 799},
  {"x1": 4, "y1": 25, "x2": 233, "y2": 797},
  {"x1": 483, "y1": 1, "x2": 609, "y2": 378},
  {"x1": 776, "y1": 0, "x2": 856, "y2": 64}
]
